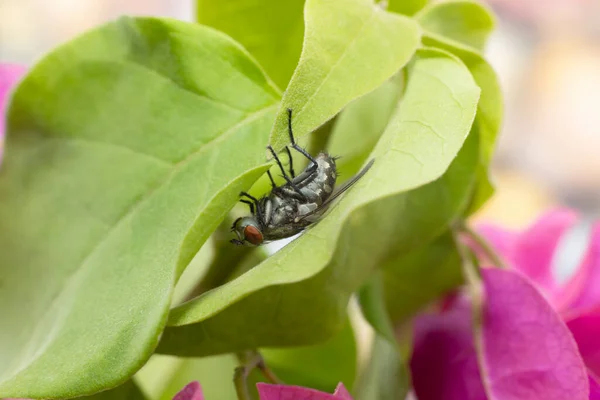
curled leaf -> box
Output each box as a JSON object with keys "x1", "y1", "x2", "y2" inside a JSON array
[
  {"x1": 269, "y1": 0, "x2": 421, "y2": 149},
  {"x1": 0, "y1": 17, "x2": 278, "y2": 398},
  {"x1": 158, "y1": 48, "x2": 480, "y2": 356}
]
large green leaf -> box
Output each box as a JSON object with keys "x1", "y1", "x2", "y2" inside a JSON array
[
  {"x1": 416, "y1": 0, "x2": 495, "y2": 52},
  {"x1": 269, "y1": 0, "x2": 421, "y2": 149},
  {"x1": 0, "y1": 17, "x2": 280, "y2": 398},
  {"x1": 196, "y1": 0, "x2": 305, "y2": 90},
  {"x1": 157, "y1": 48, "x2": 480, "y2": 356},
  {"x1": 82, "y1": 381, "x2": 147, "y2": 400},
  {"x1": 383, "y1": 231, "x2": 463, "y2": 323},
  {"x1": 261, "y1": 317, "x2": 357, "y2": 392},
  {"x1": 388, "y1": 0, "x2": 429, "y2": 16},
  {"x1": 171, "y1": 239, "x2": 215, "y2": 306},
  {"x1": 422, "y1": 35, "x2": 503, "y2": 212},
  {"x1": 327, "y1": 72, "x2": 404, "y2": 178}
]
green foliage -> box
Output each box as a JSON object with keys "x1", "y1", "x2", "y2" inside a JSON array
[
  {"x1": 135, "y1": 354, "x2": 240, "y2": 400},
  {"x1": 0, "y1": 0, "x2": 503, "y2": 397},
  {"x1": 196, "y1": 0, "x2": 305, "y2": 89},
  {"x1": 269, "y1": 0, "x2": 421, "y2": 150},
  {"x1": 383, "y1": 232, "x2": 464, "y2": 323},
  {"x1": 82, "y1": 381, "x2": 147, "y2": 400},
  {"x1": 261, "y1": 318, "x2": 357, "y2": 392},
  {"x1": 354, "y1": 274, "x2": 410, "y2": 400},
  {"x1": 155, "y1": 48, "x2": 479, "y2": 357},
  {"x1": 388, "y1": 0, "x2": 429, "y2": 16},
  {"x1": 327, "y1": 72, "x2": 405, "y2": 177},
  {"x1": 417, "y1": 0, "x2": 495, "y2": 52},
  {"x1": 0, "y1": 17, "x2": 277, "y2": 398}
]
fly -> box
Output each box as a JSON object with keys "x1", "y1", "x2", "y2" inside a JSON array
[{"x1": 230, "y1": 108, "x2": 374, "y2": 246}]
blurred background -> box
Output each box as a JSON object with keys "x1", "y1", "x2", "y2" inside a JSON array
[{"x1": 2, "y1": 0, "x2": 599, "y2": 230}]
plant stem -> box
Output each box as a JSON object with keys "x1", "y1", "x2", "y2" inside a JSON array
[
  {"x1": 234, "y1": 350, "x2": 281, "y2": 400},
  {"x1": 460, "y1": 223, "x2": 508, "y2": 269}
]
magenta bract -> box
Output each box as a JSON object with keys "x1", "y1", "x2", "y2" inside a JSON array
[{"x1": 412, "y1": 209, "x2": 600, "y2": 399}]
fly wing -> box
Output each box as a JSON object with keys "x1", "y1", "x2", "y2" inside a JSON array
[{"x1": 295, "y1": 158, "x2": 375, "y2": 223}]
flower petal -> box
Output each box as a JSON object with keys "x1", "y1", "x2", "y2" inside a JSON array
[
  {"x1": 410, "y1": 304, "x2": 487, "y2": 400},
  {"x1": 332, "y1": 383, "x2": 353, "y2": 399},
  {"x1": 257, "y1": 383, "x2": 353, "y2": 400},
  {"x1": 512, "y1": 209, "x2": 577, "y2": 294},
  {"x1": 566, "y1": 308, "x2": 600, "y2": 377},
  {"x1": 590, "y1": 374, "x2": 600, "y2": 400},
  {"x1": 563, "y1": 223, "x2": 600, "y2": 313},
  {"x1": 474, "y1": 224, "x2": 518, "y2": 266},
  {"x1": 0, "y1": 64, "x2": 27, "y2": 163},
  {"x1": 173, "y1": 381, "x2": 204, "y2": 400},
  {"x1": 479, "y1": 268, "x2": 589, "y2": 400}
]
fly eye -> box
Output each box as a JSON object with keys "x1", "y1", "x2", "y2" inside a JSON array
[{"x1": 243, "y1": 225, "x2": 263, "y2": 245}]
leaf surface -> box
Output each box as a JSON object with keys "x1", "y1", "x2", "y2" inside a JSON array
[
  {"x1": 262, "y1": 317, "x2": 357, "y2": 392},
  {"x1": 196, "y1": 0, "x2": 305, "y2": 89},
  {"x1": 0, "y1": 17, "x2": 278, "y2": 398},
  {"x1": 422, "y1": 35, "x2": 503, "y2": 212},
  {"x1": 383, "y1": 232, "x2": 464, "y2": 323},
  {"x1": 269, "y1": 0, "x2": 421, "y2": 149},
  {"x1": 417, "y1": 0, "x2": 495, "y2": 52},
  {"x1": 388, "y1": 0, "x2": 429, "y2": 16}
]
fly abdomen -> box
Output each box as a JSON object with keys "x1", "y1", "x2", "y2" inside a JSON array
[{"x1": 297, "y1": 153, "x2": 337, "y2": 205}]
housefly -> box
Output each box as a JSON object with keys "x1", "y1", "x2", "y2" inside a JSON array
[{"x1": 230, "y1": 108, "x2": 374, "y2": 246}]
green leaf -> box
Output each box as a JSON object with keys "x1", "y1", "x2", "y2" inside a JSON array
[
  {"x1": 383, "y1": 231, "x2": 463, "y2": 323},
  {"x1": 261, "y1": 317, "x2": 357, "y2": 392},
  {"x1": 327, "y1": 72, "x2": 404, "y2": 177},
  {"x1": 156, "y1": 48, "x2": 480, "y2": 356},
  {"x1": 0, "y1": 17, "x2": 279, "y2": 398},
  {"x1": 358, "y1": 274, "x2": 396, "y2": 343},
  {"x1": 81, "y1": 381, "x2": 147, "y2": 400},
  {"x1": 353, "y1": 334, "x2": 409, "y2": 400},
  {"x1": 388, "y1": 0, "x2": 429, "y2": 16},
  {"x1": 355, "y1": 274, "x2": 409, "y2": 400},
  {"x1": 196, "y1": 0, "x2": 305, "y2": 90},
  {"x1": 269, "y1": 0, "x2": 421, "y2": 150},
  {"x1": 135, "y1": 354, "x2": 239, "y2": 400},
  {"x1": 417, "y1": 0, "x2": 495, "y2": 52},
  {"x1": 172, "y1": 239, "x2": 215, "y2": 306},
  {"x1": 422, "y1": 35, "x2": 503, "y2": 213}
]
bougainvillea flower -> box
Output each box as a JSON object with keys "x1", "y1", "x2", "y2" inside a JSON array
[
  {"x1": 0, "y1": 64, "x2": 26, "y2": 163},
  {"x1": 411, "y1": 209, "x2": 600, "y2": 399},
  {"x1": 257, "y1": 382, "x2": 352, "y2": 400},
  {"x1": 173, "y1": 381, "x2": 204, "y2": 400},
  {"x1": 172, "y1": 381, "x2": 352, "y2": 400}
]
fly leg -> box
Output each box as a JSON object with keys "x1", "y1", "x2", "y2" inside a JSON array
[
  {"x1": 285, "y1": 147, "x2": 296, "y2": 178},
  {"x1": 239, "y1": 192, "x2": 265, "y2": 225},
  {"x1": 267, "y1": 145, "x2": 307, "y2": 201},
  {"x1": 239, "y1": 199, "x2": 255, "y2": 214},
  {"x1": 266, "y1": 170, "x2": 277, "y2": 189},
  {"x1": 287, "y1": 108, "x2": 318, "y2": 175}
]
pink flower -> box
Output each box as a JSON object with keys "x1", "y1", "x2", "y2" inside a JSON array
[
  {"x1": 173, "y1": 381, "x2": 352, "y2": 400},
  {"x1": 0, "y1": 64, "x2": 27, "y2": 164},
  {"x1": 410, "y1": 209, "x2": 600, "y2": 399},
  {"x1": 173, "y1": 381, "x2": 204, "y2": 400},
  {"x1": 257, "y1": 382, "x2": 352, "y2": 400}
]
